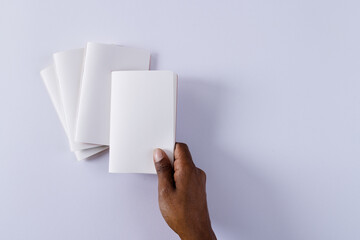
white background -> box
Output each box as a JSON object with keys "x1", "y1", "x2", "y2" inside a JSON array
[{"x1": 1, "y1": 0, "x2": 360, "y2": 239}]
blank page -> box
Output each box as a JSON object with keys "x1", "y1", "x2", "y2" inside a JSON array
[
  {"x1": 109, "y1": 71, "x2": 177, "y2": 174},
  {"x1": 76, "y1": 43, "x2": 151, "y2": 146},
  {"x1": 40, "y1": 65, "x2": 108, "y2": 161},
  {"x1": 53, "y1": 49, "x2": 99, "y2": 151},
  {"x1": 41, "y1": 66, "x2": 69, "y2": 136}
]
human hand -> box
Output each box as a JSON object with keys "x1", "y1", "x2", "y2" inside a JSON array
[{"x1": 153, "y1": 143, "x2": 216, "y2": 240}]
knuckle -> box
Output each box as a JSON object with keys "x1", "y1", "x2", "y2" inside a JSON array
[
  {"x1": 177, "y1": 159, "x2": 190, "y2": 169},
  {"x1": 197, "y1": 168, "x2": 207, "y2": 181},
  {"x1": 177, "y1": 163, "x2": 194, "y2": 176}
]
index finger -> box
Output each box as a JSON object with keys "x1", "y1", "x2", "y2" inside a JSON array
[{"x1": 174, "y1": 142, "x2": 196, "y2": 170}]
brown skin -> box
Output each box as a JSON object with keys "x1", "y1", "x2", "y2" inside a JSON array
[{"x1": 153, "y1": 143, "x2": 217, "y2": 240}]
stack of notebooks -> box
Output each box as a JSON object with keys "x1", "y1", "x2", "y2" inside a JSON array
[{"x1": 41, "y1": 43, "x2": 177, "y2": 174}]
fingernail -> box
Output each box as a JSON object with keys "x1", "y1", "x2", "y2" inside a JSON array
[{"x1": 153, "y1": 148, "x2": 164, "y2": 162}]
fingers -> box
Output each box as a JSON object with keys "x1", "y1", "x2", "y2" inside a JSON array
[
  {"x1": 174, "y1": 143, "x2": 196, "y2": 171},
  {"x1": 153, "y1": 148, "x2": 175, "y2": 192}
]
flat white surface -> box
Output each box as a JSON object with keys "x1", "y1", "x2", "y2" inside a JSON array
[
  {"x1": 76, "y1": 43, "x2": 151, "y2": 145},
  {"x1": 109, "y1": 71, "x2": 176, "y2": 174},
  {"x1": 53, "y1": 48, "x2": 99, "y2": 151},
  {"x1": 1, "y1": 0, "x2": 360, "y2": 239}
]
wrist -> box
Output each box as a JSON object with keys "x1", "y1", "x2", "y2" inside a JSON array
[{"x1": 179, "y1": 227, "x2": 216, "y2": 240}]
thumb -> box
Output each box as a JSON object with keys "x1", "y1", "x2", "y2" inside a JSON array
[{"x1": 153, "y1": 148, "x2": 175, "y2": 191}]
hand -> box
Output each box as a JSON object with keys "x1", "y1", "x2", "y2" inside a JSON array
[{"x1": 153, "y1": 143, "x2": 216, "y2": 240}]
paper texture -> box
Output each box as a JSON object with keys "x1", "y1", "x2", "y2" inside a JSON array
[
  {"x1": 40, "y1": 65, "x2": 108, "y2": 160},
  {"x1": 109, "y1": 71, "x2": 177, "y2": 174},
  {"x1": 53, "y1": 49, "x2": 99, "y2": 151},
  {"x1": 76, "y1": 43, "x2": 151, "y2": 145}
]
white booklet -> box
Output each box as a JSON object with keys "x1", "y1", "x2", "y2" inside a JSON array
[
  {"x1": 40, "y1": 66, "x2": 108, "y2": 160},
  {"x1": 76, "y1": 43, "x2": 151, "y2": 146},
  {"x1": 109, "y1": 71, "x2": 177, "y2": 174},
  {"x1": 41, "y1": 66, "x2": 68, "y2": 134},
  {"x1": 53, "y1": 49, "x2": 99, "y2": 151}
]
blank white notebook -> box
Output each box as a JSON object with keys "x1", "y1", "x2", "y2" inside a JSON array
[
  {"x1": 40, "y1": 66, "x2": 108, "y2": 160},
  {"x1": 41, "y1": 66, "x2": 68, "y2": 134},
  {"x1": 109, "y1": 71, "x2": 177, "y2": 174},
  {"x1": 53, "y1": 49, "x2": 99, "y2": 151},
  {"x1": 76, "y1": 43, "x2": 151, "y2": 146}
]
